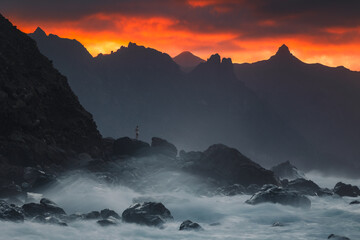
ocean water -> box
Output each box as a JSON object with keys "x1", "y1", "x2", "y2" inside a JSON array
[{"x1": 1, "y1": 157, "x2": 359, "y2": 240}]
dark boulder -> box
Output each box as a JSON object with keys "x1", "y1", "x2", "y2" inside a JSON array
[
  {"x1": 22, "y1": 198, "x2": 66, "y2": 218},
  {"x1": 113, "y1": 137, "x2": 150, "y2": 156},
  {"x1": 245, "y1": 186, "x2": 311, "y2": 209},
  {"x1": 328, "y1": 234, "x2": 350, "y2": 240},
  {"x1": 100, "y1": 209, "x2": 121, "y2": 219},
  {"x1": 271, "y1": 161, "x2": 305, "y2": 180},
  {"x1": 333, "y1": 182, "x2": 360, "y2": 197},
  {"x1": 182, "y1": 144, "x2": 279, "y2": 187},
  {"x1": 32, "y1": 215, "x2": 67, "y2": 226},
  {"x1": 151, "y1": 137, "x2": 177, "y2": 158},
  {"x1": 22, "y1": 167, "x2": 57, "y2": 191},
  {"x1": 286, "y1": 178, "x2": 321, "y2": 196},
  {"x1": 122, "y1": 202, "x2": 173, "y2": 227},
  {"x1": 0, "y1": 200, "x2": 24, "y2": 222},
  {"x1": 179, "y1": 220, "x2": 203, "y2": 231},
  {"x1": 83, "y1": 211, "x2": 101, "y2": 220},
  {"x1": 97, "y1": 217, "x2": 118, "y2": 226},
  {"x1": 350, "y1": 200, "x2": 360, "y2": 205}
]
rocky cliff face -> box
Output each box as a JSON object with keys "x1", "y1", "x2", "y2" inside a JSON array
[{"x1": 0, "y1": 14, "x2": 102, "y2": 182}]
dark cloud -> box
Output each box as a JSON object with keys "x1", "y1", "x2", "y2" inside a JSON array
[{"x1": 1, "y1": 0, "x2": 360, "y2": 42}]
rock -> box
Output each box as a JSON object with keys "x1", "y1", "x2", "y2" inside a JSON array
[
  {"x1": 286, "y1": 178, "x2": 321, "y2": 196},
  {"x1": 100, "y1": 209, "x2": 121, "y2": 219},
  {"x1": 0, "y1": 14, "x2": 103, "y2": 186},
  {"x1": 271, "y1": 161, "x2": 305, "y2": 180},
  {"x1": 97, "y1": 217, "x2": 118, "y2": 226},
  {"x1": 182, "y1": 144, "x2": 279, "y2": 187},
  {"x1": 272, "y1": 222, "x2": 285, "y2": 227},
  {"x1": 349, "y1": 200, "x2": 360, "y2": 205},
  {"x1": 215, "y1": 184, "x2": 246, "y2": 196},
  {"x1": 0, "y1": 200, "x2": 24, "y2": 222},
  {"x1": 22, "y1": 198, "x2": 66, "y2": 218},
  {"x1": 151, "y1": 137, "x2": 177, "y2": 158},
  {"x1": 328, "y1": 234, "x2": 350, "y2": 240},
  {"x1": 122, "y1": 202, "x2": 173, "y2": 227},
  {"x1": 333, "y1": 182, "x2": 360, "y2": 197},
  {"x1": 32, "y1": 215, "x2": 67, "y2": 226},
  {"x1": 0, "y1": 183, "x2": 22, "y2": 198},
  {"x1": 113, "y1": 137, "x2": 150, "y2": 156},
  {"x1": 23, "y1": 167, "x2": 56, "y2": 190},
  {"x1": 245, "y1": 186, "x2": 311, "y2": 209},
  {"x1": 83, "y1": 211, "x2": 101, "y2": 220},
  {"x1": 179, "y1": 220, "x2": 203, "y2": 231}
]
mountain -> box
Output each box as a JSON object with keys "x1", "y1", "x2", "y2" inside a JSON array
[
  {"x1": 173, "y1": 51, "x2": 205, "y2": 72},
  {"x1": 234, "y1": 45, "x2": 360, "y2": 175},
  {"x1": 0, "y1": 15, "x2": 102, "y2": 183},
  {"x1": 28, "y1": 30, "x2": 323, "y2": 170}
]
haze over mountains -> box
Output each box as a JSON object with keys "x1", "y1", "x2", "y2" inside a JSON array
[{"x1": 29, "y1": 28, "x2": 360, "y2": 175}]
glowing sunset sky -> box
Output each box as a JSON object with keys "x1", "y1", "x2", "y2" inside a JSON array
[{"x1": 2, "y1": 0, "x2": 360, "y2": 70}]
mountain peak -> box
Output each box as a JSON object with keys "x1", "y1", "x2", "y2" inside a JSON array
[
  {"x1": 275, "y1": 44, "x2": 291, "y2": 57},
  {"x1": 269, "y1": 44, "x2": 301, "y2": 64},
  {"x1": 173, "y1": 51, "x2": 205, "y2": 70},
  {"x1": 32, "y1": 27, "x2": 47, "y2": 38},
  {"x1": 207, "y1": 53, "x2": 221, "y2": 64}
]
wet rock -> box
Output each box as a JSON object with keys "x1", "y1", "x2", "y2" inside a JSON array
[
  {"x1": 286, "y1": 178, "x2": 321, "y2": 196},
  {"x1": 32, "y1": 215, "x2": 67, "y2": 226},
  {"x1": 272, "y1": 222, "x2": 285, "y2": 227},
  {"x1": 0, "y1": 200, "x2": 24, "y2": 222},
  {"x1": 23, "y1": 167, "x2": 57, "y2": 191},
  {"x1": 245, "y1": 186, "x2": 311, "y2": 209},
  {"x1": 0, "y1": 183, "x2": 22, "y2": 198},
  {"x1": 22, "y1": 198, "x2": 66, "y2": 218},
  {"x1": 113, "y1": 137, "x2": 150, "y2": 156},
  {"x1": 83, "y1": 211, "x2": 101, "y2": 220},
  {"x1": 151, "y1": 137, "x2": 177, "y2": 158},
  {"x1": 97, "y1": 217, "x2": 118, "y2": 226},
  {"x1": 182, "y1": 144, "x2": 279, "y2": 187},
  {"x1": 122, "y1": 202, "x2": 173, "y2": 227},
  {"x1": 328, "y1": 234, "x2": 350, "y2": 240},
  {"x1": 179, "y1": 220, "x2": 203, "y2": 231},
  {"x1": 333, "y1": 182, "x2": 360, "y2": 197},
  {"x1": 271, "y1": 161, "x2": 305, "y2": 180},
  {"x1": 100, "y1": 209, "x2": 121, "y2": 220},
  {"x1": 349, "y1": 200, "x2": 360, "y2": 205}
]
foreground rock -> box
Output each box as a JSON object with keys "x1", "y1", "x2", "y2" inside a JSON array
[
  {"x1": 0, "y1": 200, "x2": 24, "y2": 222},
  {"x1": 328, "y1": 234, "x2": 350, "y2": 240},
  {"x1": 286, "y1": 178, "x2": 329, "y2": 196},
  {"x1": 333, "y1": 182, "x2": 360, "y2": 197},
  {"x1": 349, "y1": 200, "x2": 360, "y2": 205},
  {"x1": 113, "y1": 137, "x2": 150, "y2": 156},
  {"x1": 22, "y1": 198, "x2": 66, "y2": 218},
  {"x1": 122, "y1": 202, "x2": 173, "y2": 227},
  {"x1": 245, "y1": 186, "x2": 311, "y2": 209},
  {"x1": 0, "y1": 14, "x2": 103, "y2": 190},
  {"x1": 179, "y1": 220, "x2": 203, "y2": 231},
  {"x1": 271, "y1": 161, "x2": 305, "y2": 180},
  {"x1": 151, "y1": 137, "x2": 178, "y2": 158},
  {"x1": 97, "y1": 216, "x2": 119, "y2": 226},
  {"x1": 181, "y1": 144, "x2": 279, "y2": 187}
]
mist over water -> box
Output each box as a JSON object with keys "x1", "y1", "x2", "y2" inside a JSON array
[{"x1": 2, "y1": 156, "x2": 360, "y2": 240}]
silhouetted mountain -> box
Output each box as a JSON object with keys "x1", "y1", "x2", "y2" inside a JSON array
[
  {"x1": 173, "y1": 51, "x2": 205, "y2": 72},
  {"x1": 0, "y1": 15, "x2": 102, "y2": 183},
  {"x1": 29, "y1": 32, "x2": 324, "y2": 170},
  {"x1": 234, "y1": 45, "x2": 360, "y2": 175}
]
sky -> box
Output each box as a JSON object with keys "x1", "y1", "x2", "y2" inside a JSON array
[{"x1": 1, "y1": 0, "x2": 360, "y2": 70}]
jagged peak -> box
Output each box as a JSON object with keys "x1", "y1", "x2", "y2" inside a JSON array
[
  {"x1": 32, "y1": 27, "x2": 47, "y2": 38},
  {"x1": 207, "y1": 53, "x2": 221, "y2": 64},
  {"x1": 269, "y1": 44, "x2": 301, "y2": 63}
]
